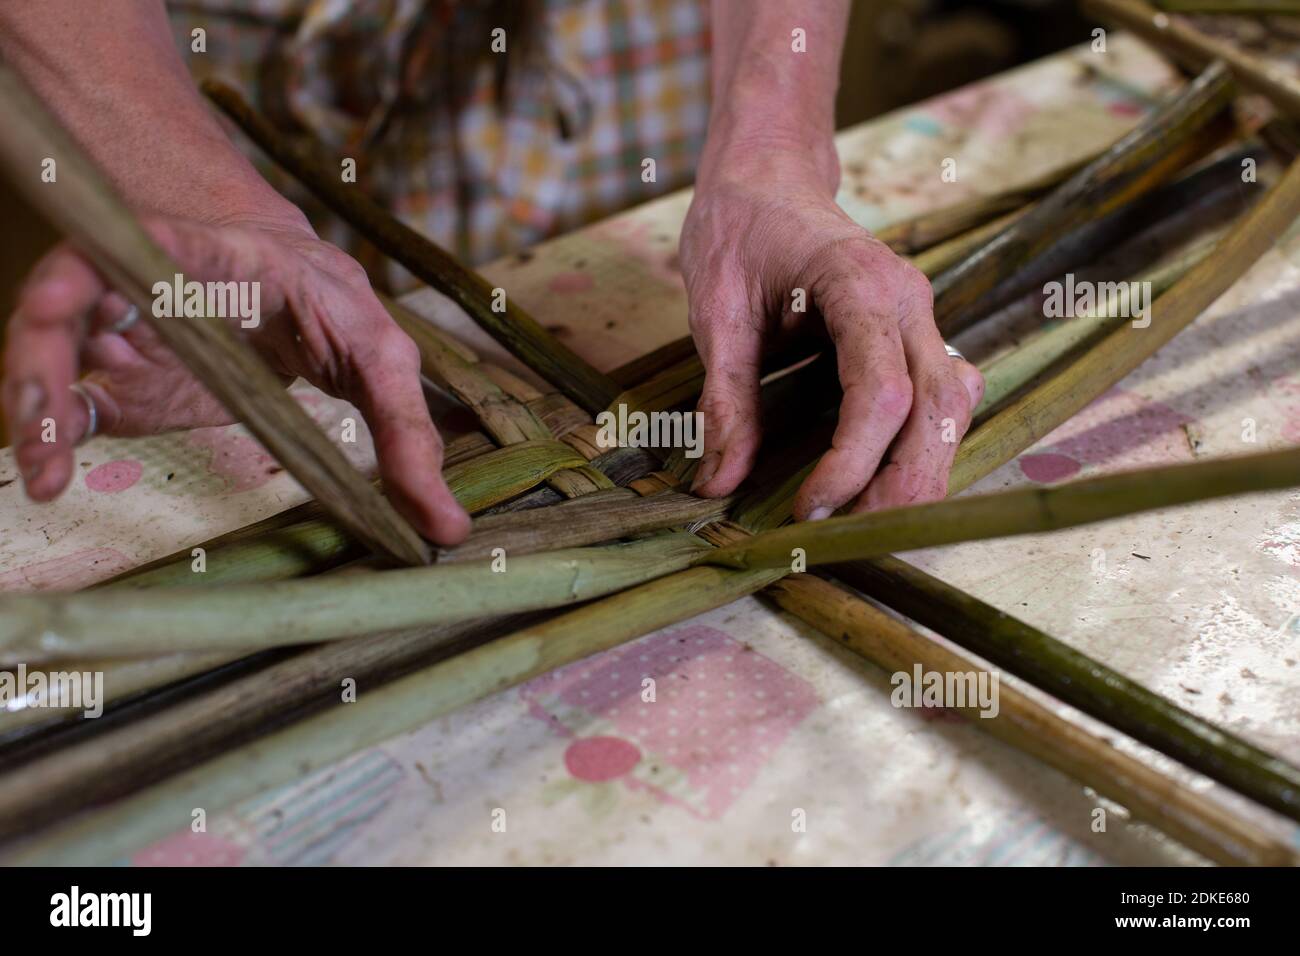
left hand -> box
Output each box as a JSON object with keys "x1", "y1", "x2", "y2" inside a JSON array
[
  {"x1": 680, "y1": 146, "x2": 984, "y2": 520},
  {"x1": 2, "y1": 214, "x2": 471, "y2": 545}
]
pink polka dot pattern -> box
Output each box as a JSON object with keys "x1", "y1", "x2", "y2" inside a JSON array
[
  {"x1": 565, "y1": 736, "x2": 641, "y2": 781},
  {"x1": 1017, "y1": 452, "x2": 1081, "y2": 484},
  {"x1": 132, "y1": 830, "x2": 244, "y2": 867},
  {"x1": 523, "y1": 624, "x2": 819, "y2": 819},
  {"x1": 1017, "y1": 387, "x2": 1193, "y2": 484},
  {"x1": 84, "y1": 459, "x2": 143, "y2": 493}
]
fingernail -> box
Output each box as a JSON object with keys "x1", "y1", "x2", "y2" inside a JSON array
[
  {"x1": 807, "y1": 506, "x2": 833, "y2": 521},
  {"x1": 691, "y1": 452, "x2": 720, "y2": 492},
  {"x1": 23, "y1": 462, "x2": 44, "y2": 487},
  {"x1": 14, "y1": 381, "x2": 45, "y2": 426}
]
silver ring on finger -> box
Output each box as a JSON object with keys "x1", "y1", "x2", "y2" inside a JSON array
[
  {"x1": 111, "y1": 304, "x2": 140, "y2": 335},
  {"x1": 69, "y1": 382, "x2": 98, "y2": 445},
  {"x1": 943, "y1": 342, "x2": 966, "y2": 362}
]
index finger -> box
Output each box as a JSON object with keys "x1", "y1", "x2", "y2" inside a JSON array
[{"x1": 2, "y1": 245, "x2": 105, "y2": 500}]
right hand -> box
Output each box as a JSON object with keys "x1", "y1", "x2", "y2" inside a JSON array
[
  {"x1": 681, "y1": 145, "x2": 984, "y2": 520},
  {"x1": 2, "y1": 214, "x2": 472, "y2": 546}
]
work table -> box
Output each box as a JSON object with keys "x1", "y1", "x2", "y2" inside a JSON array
[{"x1": 1, "y1": 34, "x2": 1296, "y2": 865}]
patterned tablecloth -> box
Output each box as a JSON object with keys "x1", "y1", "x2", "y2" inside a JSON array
[{"x1": 2, "y1": 34, "x2": 1298, "y2": 865}]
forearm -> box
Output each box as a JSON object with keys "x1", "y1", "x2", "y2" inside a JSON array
[
  {"x1": 0, "y1": 0, "x2": 305, "y2": 229},
  {"x1": 702, "y1": 0, "x2": 849, "y2": 191}
]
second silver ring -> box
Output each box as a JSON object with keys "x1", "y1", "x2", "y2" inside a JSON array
[
  {"x1": 69, "y1": 382, "x2": 98, "y2": 445},
  {"x1": 111, "y1": 304, "x2": 140, "y2": 335}
]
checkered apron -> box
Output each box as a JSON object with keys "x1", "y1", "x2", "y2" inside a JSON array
[{"x1": 166, "y1": 0, "x2": 711, "y2": 283}]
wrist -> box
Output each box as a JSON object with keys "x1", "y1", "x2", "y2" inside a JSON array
[
  {"x1": 0, "y1": 0, "x2": 309, "y2": 236},
  {"x1": 158, "y1": 166, "x2": 313, "y2": 236},
  {"x1": 701, "y1": 0, "x2": 847, "y2": 195},
  {"x1": 697, "y1": 120, "x2": 841, "y2": 198}
]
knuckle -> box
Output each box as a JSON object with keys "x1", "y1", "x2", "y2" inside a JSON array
[
  {"x1": 698, "y1": 379, "x2": 750, "y2": 424},
  {"x1": 890, "y1": 464, "x2": 946, "y2": 506},
  {"x1": 827, "y1": 235, "x2": 890, "y2": 273},
  {"x1": 333, "y1": 254, "x2": 372, "y2": 287},
  {"x1": 298, "y1": 241, "x2": 369, "y2": 286},
  {"x1": 869, "y1": 373, "x2": 914, "y2": 421},
  {"x1": 375, "y1": 331, "x2": 421, "y2": 372},
  {"x1": 810, "y1": 241, "x2": 885, "y2": 295},
  {"x1": 898, "y1": 264, "x2": 934, "y2": 309},
  {"x1": 811, "y1": 238, "x2": 934, "y2": 323},
  {"x1": 927, "y1": 375, "x2": 972, "y2": 417}
]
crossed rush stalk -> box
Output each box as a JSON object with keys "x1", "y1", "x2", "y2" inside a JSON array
[
  {"x1": 10, "y1": 65, "x2": 1299, "y2": 863},
  {"x1": 102, "y1": 438, "x2": 591, "y2": 591},
  {"x1": 12, "y1": 554, "x2": 1296, "y2": 866},
  {"x1": 713, "y1": 449, "x2": 1300, "y2": 567},
  {"x1": 738, "y1": 148, "x2": 1300, "y2": 825},
  {"x1": 2, "y1": 446, "x2": 1298, "y2": 662},
  {"x1": 9, "y1": 283, "x2": 1299, "y2": 863},
  {"x1": 0, "y1": 332, "x2": 724, "y2": 735}
]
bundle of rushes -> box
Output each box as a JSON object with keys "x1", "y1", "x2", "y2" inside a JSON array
[{"x1": 2, "y1": 31, "x2": 1300, "y2": 865}]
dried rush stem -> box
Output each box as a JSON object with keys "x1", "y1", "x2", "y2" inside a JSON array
[
  {"x1": 931, "y1": 60, "x2": 1234, "y2": 333},
  {"x1": 1086, "y1": 0, "x2": 1300, "y2": 117},
  {"x1": 0, "y1": 534, "x2": 710, "y2": 662},
  {"x1": 971, "y1": 232, "x2": 1219, "y2": 420},
  {"x1": 3, "y1": 448, "x2": 1297, "y2": 662},
  {"x1": 0, "y1": 64, "x2": 430, "y2": 568},
  {"x1": 202, "y1": 79, "x2": 618, "y2": 414},
  {"x1": 761, "y1": 573, "x2": 1297, "y2": 865},
  {"x1": 874, "y1": 146, "x2": 1101, "y2": 254},
  {"x1": 706, "y1": 447, "x2": 1300, "y2": 570},
  {"x1": 952, "y1": 151, "x2": 1300, "y2": 491},
  {"x1": 835, "y1": 556, "x2": 1300, "y2": 824},
  {"x1": 3, "y1": 564, "x2": 785, "y2": 865}
]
